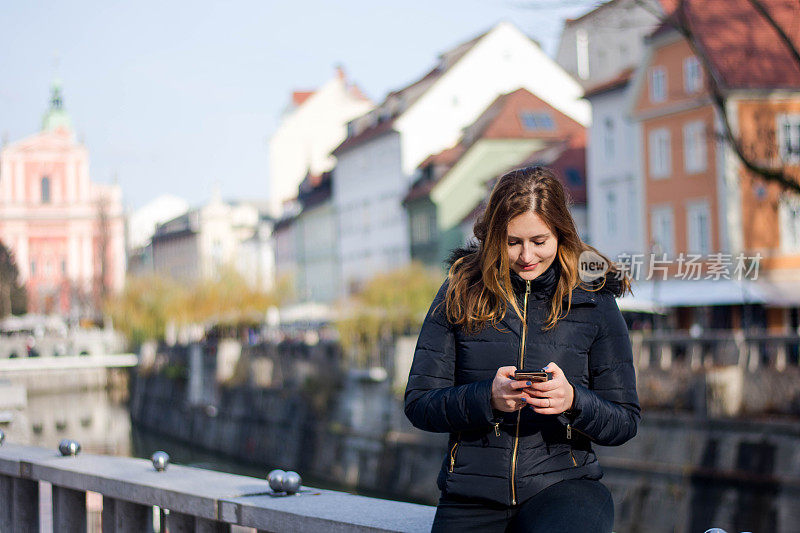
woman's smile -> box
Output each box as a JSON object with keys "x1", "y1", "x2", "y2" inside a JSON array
[{"x1": 507, "y1": 211, "x2": 558, "y2": 280}]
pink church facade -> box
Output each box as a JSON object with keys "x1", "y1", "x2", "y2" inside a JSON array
[{"x1": 0, "y1": 84, "x2": 125, "y2": 316}]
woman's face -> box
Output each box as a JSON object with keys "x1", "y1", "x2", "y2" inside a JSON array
[{"x1": 507, "y1": 211, "x2": 558, "y2": 281}]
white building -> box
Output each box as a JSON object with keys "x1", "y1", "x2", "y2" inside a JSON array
[
  {"x1": 333, "y1": 21, "x2": 590, "y2": 295},
  {"x1": 555, "y1": 0, "x2": 664, "y2": 88},
  {"x1": 293, "y1": 172, "x2": 339, "y2": 303},
  {"x1": 272, "y1": 214, "x2": 297, "y2": 296},
  {"x1": 584, "y1": 74, "x2": 648, "y2": 259},
  {"x1": 127, "y1": 194, "x2": 189, "y2": 251},
  {"x1": 555, "y1": 0, "x2": 665, "y2": 258},
  {"x1": 267, "y1": 67, "x2": 372, "y2": 217},
  {"x1": 150, "y1": 194, "x2": 274, "y2": 288},
  {"x1": 237, "y1": 221, "x2": 275, "y2": 292}
]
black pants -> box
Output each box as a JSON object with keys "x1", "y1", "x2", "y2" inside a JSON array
[{"x1": 431, "y1": 479, "x2": 614, "y2": 533}]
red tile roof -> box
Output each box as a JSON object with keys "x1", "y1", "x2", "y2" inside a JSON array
[
  {"x1": 657, "y1": 0, "x2": 800, "y2": 89},
  {"x1": 292, "y1": 91, "x2": 314, "y2": 106},
  {"x1": 404, "y1": 145, "x2": 467, "y2": 204},
  {"x1": 403, "y1": 177, "x2": 438, "y2": 205},
  {"x1": 418, "y1": 144, "x2": 467, "y2": 171},
  {"x1": 331, "y1": 118, "x2": 397, "y2": 155},
  {"x1": 476, "y1": 88, "x2": 585, "y2": 140},
  {"x1": 405, "y1": 88, "x2": 587, "y2": 205},
  {"x1": 583, "y1": 68, "x2": 635, "y2": 98}
]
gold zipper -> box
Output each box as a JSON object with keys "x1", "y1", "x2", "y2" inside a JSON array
[
  {"x1": 510, "y1": 280, "x2": 530, "y2": 505},
  {"x1": 494, "y1": 422, "x2": 501, "y2": 437},
  {"x1": 567, "y1": 423, "x2": 589, "y2": 440},
  {"x1": 567, "y1": 424, "x2": 583, "y2": 466},
  {"x1": 449, "y1": 433, "x2": 461, "y2": 473}
]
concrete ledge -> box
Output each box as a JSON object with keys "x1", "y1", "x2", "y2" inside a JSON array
[
  {"x1": 0, "y1": 444, "x2": 60, "y2": 477},
  {"x1": 228, "y1": 491, "x2": 436, "y2": 532},
  {"x1": 0, "y1": 354, "x2": 138, "y2": 371},
  {"x1": 0, "y1": 444, "x2": 436, "y2": 531}
]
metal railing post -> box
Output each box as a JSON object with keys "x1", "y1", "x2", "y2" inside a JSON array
[
  {"x1": 52, "y1": 485, "x2": 86, "y2": 532},
  {"x1": 164, "y1": 510, "x2": 229, "y2": 532},
  {"x1": 102, "y1": 497, "x2": 153, "y2": 533},
  {"x1": 0, "y1": 474, "x2": 40, "y2": 532}
]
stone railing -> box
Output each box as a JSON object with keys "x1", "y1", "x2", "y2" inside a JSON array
[
  {"x1": 0, "y1": 443, "x2": 435, "y2": 532},
  {"x1": 630, "y1": 331, "x2": 800, "y2": 371}
]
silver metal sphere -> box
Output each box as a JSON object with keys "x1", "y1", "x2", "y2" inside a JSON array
[
  {"x1": 283, "y1": 471, "x2": 302, "y2": 494},
  {"x1": 267, "y1": 469, "x2": 286, "y2": 492},
  {"x1": 66, "y1": 440, "x2": 81, "y2": 456},
  {"x1": 58, "y1": 439, "x2": 71, "y2": 456},
  {"x1": 151, "y1": 451, "x2": 170, "y2": 472},
  {"x1": 59, "y1": 439, "x2": 80, "y2": 456}
]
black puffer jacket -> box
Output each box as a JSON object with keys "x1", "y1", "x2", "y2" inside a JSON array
[{"x1": 404, "y1": 255, "x2": 640, "y2": 506}]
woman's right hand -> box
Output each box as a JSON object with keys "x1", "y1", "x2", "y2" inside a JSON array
[{"x1": 490, "y1": 366, "x2": 533, "y2": 412}]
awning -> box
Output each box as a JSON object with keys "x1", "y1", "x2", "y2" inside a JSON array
[
  {"x1": 616, "y1": 295, "x2": 666, "y2": 314},
  {"x1": 751, "y1": 279, "x2": 800, "y2": 307},
  {"x1": 622, "y1": 277, "x2": 800, "y2": 308}
]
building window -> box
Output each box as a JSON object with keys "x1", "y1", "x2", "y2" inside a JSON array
[
  {"x1": 606, "y1": 190, "x2": 617, "y2": 237},
  {"x1": 683, "y1": 120, "x2": 707, "y2": 173},
  {"x1": 778, "y1": 114, "x2": 800, "y2": 164},
  {"x1": 684, "y1": 56, "x2": 702, "y2": 94},
  {"x1": 649, "y1": 128, "x2": 671, "y2": 178},
  {"x1": 687, "y1": 199, "x2": 712, "y2": 255},
  {"x1": 30, "y1": 261, "x2": 37, "y2": 277},
  {"x1": 520, "y1": 112, "x2": 555, "y2": 131},
  {"x1": 411, "y1": 210, "x2": 432, "y2": 244},
  {"x1": 649, "y1": 67, "x2": 666, "y2": 102},
  {"x1": 651, "y1": 205, "x2": 675, "y2": 256},
  {"x1": 779, "y1": 195, "x2": 800, "y2": 252},
  {"x1": 565, "y1": 168, "x2": 582, "y2": 186},
  {"x1": 41, "y1": 176, "x2": 51, "y2": 204},
  {"x1": 604, "y1": 118, "x2": 615, "y2": 160},
  {"x1": 576, "y1": 29, "x2": 589, "y2": 80}
]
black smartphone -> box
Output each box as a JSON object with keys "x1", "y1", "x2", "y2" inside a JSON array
[{"x1": 513, "y1": 370, "x2": 552, "y2": 382}]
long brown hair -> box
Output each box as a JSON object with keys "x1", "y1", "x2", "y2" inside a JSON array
[{"x1": 445, "y1": 166, "x2": 631, "y2": 333}]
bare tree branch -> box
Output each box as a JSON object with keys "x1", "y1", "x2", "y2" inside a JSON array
[{"x1": 656, "y1": 0, "x2": 800, "y2": 194}]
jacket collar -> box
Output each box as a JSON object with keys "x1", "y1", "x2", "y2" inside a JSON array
[
  {"x1": 509, "y1": 260, "x2": 598, "y2": 306},
  {"x1": 509, "y1": 260, "x2": 560, "y2": 300},
  {"x1": 499, "y1": 262, "x2": 599, "y2": 335}
]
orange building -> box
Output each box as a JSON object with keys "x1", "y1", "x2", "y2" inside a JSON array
[{"x1": 629, "y1": 0, "x2": 800, "y2": 332}]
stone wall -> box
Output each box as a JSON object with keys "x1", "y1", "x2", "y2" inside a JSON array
[{"x1": 130, "y1": 340, "x2": 800, "y2": 532}]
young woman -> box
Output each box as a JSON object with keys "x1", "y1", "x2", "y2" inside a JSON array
[{"x1": 404, "y1": 166, "x2": 640, "y2": 532}]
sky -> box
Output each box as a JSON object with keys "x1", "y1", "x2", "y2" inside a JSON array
[{"x1": 0, "y1": 0, "x2": 594, "y2": 211}]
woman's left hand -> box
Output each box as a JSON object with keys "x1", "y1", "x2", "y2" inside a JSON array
[{"x1": 523, "y1": 362, "x2": 575, "y2": 415}]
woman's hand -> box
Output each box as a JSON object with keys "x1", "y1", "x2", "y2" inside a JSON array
[
  {"x1": 524, "y1": 362, "x2": 575, "y2": 415},
  {"x1": 491, "y1": 366, "x2": 533, "y2": 412}
]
